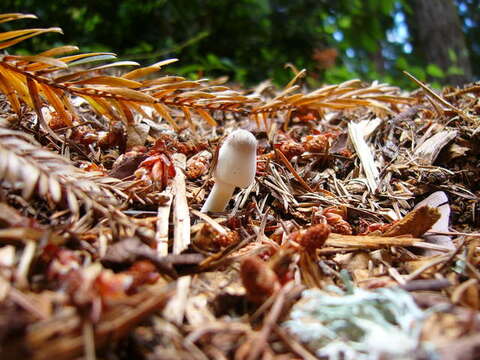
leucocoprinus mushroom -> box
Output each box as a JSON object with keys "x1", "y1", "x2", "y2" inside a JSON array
[{"x1": 201, "y1": 129, "x2": 257, "y2": 213}]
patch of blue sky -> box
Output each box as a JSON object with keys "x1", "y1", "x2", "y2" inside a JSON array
[{"x1": 387, "y1": 10, "x2": 412, "y2": 53}]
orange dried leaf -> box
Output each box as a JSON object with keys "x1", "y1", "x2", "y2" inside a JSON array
[
  {"x1": 69, "y1": 76, "x2": 142, "y2": 88},
  {"x1": 126, "y1": 101, "x2": 152, "y2": 120},
  {"x1": 26, "y1": 77, "x2": 43, "y2": 116},
  {"x1": 153, "y1": 103, "x2": 179, "y2": 131},
  {"x1": 53, "y1": 61, "x2": 139, "y2": 82},
  {"x1": 86, "y1": 86, "x2": 155, "y2": 103},
  {"x1": 0, "y1": 71, "x2": 21, "y2": 113},
  {"x1": 117, "y1": 100, "x2": 135, "y2": 124},
  {"x1": 3, "y1": 69, "x2": 32, "y2": 107},
  {"x1": 196, "y1": 108, "x2": 218, "y2": 127},
  {"x1": 37, "y1": 45, "x2": 79, "y2": 58},
  {"x1": 0, "y1": 28, "x2": 63, "y2": 50},
  {"x1": 40, "y1": 84, "x2": 73, "y2": 126},
  {"x1": 122, "y1": 58, "x2": 178, "y2": 79},
  {"x1": 383, "y1": 206, "x2": 441, "y2": 238},
  {"x1": 55, "y1": 52, "x2": 115, "y2": 65},
  {"x1": 4, "y1": 55, "x2": 67, "y2": 69},
  {"x1": 81, "y1": 95, "x2": 116, "y2": 120},
  {"x1": 289, "y1": 223, "x2": 331, "y2": 251}
]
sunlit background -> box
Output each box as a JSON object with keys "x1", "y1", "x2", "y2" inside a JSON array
[{"x1": 1, "y1": 0, "x2": 478, "y2": 88}]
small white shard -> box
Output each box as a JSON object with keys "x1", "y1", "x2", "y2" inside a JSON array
[
  {"x1": 414, "y1": 191, "x2": 454, "y2": 251},
  {"x1": 348, "y1": 121, "x2": 379, "y2": 192}
]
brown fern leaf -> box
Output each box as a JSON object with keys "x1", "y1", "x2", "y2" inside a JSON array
[
  {"x1": 250, "y1": 76, "x2": 413, "y2": 129},
  {"x1": 0, "y1": 57, "x2": 150, "y2": 126},
  {"x1": 251, "y1": 78, "x2": 413, "y2": 130},
  {"x1": 0, "y1": 14, "x2": 260, "y2": 133},
  {"x1": 0, "y1": 121, "x2": 127, "y2": 218},
  {"x1": 0, "y1": 12, "x2": 412, "y2": 136}
]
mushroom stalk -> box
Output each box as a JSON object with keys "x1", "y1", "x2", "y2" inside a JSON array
[
  {"x1": 200, "y1": 129, "x2": 257, "y2": 213},
  {"x1": 201, "y1": 180, "x2": 236, "y2": 213}
]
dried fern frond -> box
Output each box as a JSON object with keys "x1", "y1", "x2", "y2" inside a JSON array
[
  {"x1": 0, "y1": 27, "x2": 63, "y2": 50},
  {"x1": 0, "y1": 12, "x2": 413, "y2": 135},
  {"x1": 253, "y1": 78, "x2": 412, "y2": 115},
  {"x1": 0, "y1": 121, "x2": 127, "y2": 218},
  {"x1": 0, "y1": 56, "x2": 150, "y2": 126},
  {"x1": 0, "y1": 14, "x2": 258, "y2": 131},
  {"x1": 249, "y1": 78, "x2": 414, "y2": 130}
]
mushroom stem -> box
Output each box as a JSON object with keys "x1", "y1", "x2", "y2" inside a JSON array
[{"x1": 201, "y1": 180, "x2": 236, "y2": 213}]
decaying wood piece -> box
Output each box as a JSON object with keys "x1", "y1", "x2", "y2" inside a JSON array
[
  {"x1": 163, "y1": 153, "x2": 192, "y2": 324},
  {"x1": 348, "y1": 121, "x2": 380, "y2": 192},
  {"x1": 172, "y1": 153, "x2": 191, "y2": 255},
  {"x1": 414, "y1": 130, "x2": 457, "y2": 165},
  {"x1": 155, "y1": 188, "x2": 173, "y2": 256},
  {"x1": 327, "y1": 233, "x2": 429, "y2": 249}
]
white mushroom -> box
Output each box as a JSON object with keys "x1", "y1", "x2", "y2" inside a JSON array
[{"x1": 201, "y1": 129, "x2": 257, "y2": 213}]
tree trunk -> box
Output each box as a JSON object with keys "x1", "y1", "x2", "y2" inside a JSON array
[{"x1": 407, "y1": 0, "x2": 472, "y2": 85}]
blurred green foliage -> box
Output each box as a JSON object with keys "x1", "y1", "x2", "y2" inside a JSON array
[{"x1": 0, "y1": 0, "x2": 477, "y2": 88}]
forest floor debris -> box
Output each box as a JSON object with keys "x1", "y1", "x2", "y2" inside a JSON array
[{"x1": 0, "y1": 12, "x2": 480, "y2": 360}]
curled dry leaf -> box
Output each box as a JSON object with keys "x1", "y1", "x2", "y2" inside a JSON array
[
  {"x1": 383, "y1": 205, "x2": 440, "y2": 238},
  {"x1": 274, "y1": 133, "x2": 305, "y2": 160},
  {"x1": 102, "y1": 237, "x2": 204, "y2": 278},
  {"x1": 414, "y1": 191, "x2": 454, "y2": 251},
  {"x1": 109, "y1": 150, "x2": 148, "y2": 180},
  {"x1": 321, "y1": 207, "x2": 353, "y2": 235},
  {"x1": 302, "y1": 134, "x2": 329, "y2": 153}
]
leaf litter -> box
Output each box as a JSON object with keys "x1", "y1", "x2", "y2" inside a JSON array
[{"x1": 0, "y1": 12, "x2": 480, "y2": 360}]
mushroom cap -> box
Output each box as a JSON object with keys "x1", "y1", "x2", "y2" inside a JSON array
[{"x1": 214, "y1": 129, "x2": 257, "y2": 188}]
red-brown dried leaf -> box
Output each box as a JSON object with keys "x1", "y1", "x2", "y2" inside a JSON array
[
  {"x1": 291, "y1": 108, "x2": 321, "y2": 123},
  {"x1": 109, "y1": 149, "x2": 148, "y2": 179},
  {"x1": 268, "y1": 249, "x2": 295, "y2": 284},
  {"x1": 94, "y1": 270, "x2": 132, "y2": 303},
  {"x1": 98, "y1": 121, "x2": 126, "y2": 150}
]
